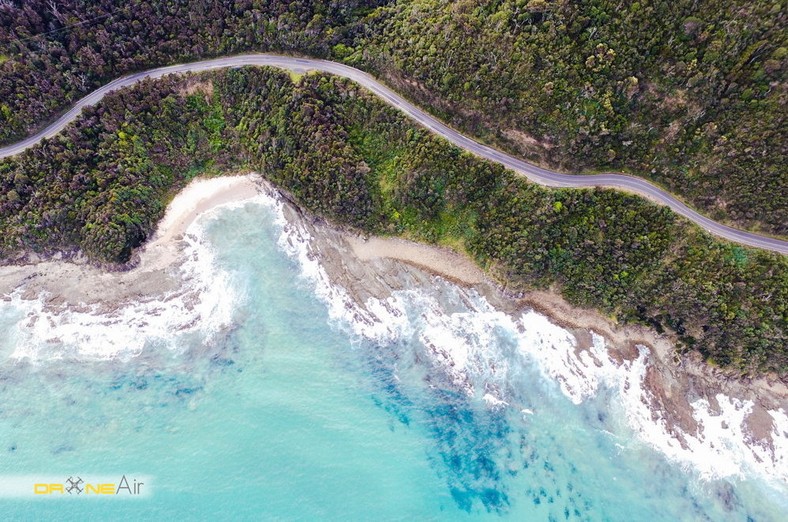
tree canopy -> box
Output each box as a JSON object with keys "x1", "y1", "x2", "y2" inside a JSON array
[{"x1": 0, "y1": 67, "x2": 785, "y2": 375}]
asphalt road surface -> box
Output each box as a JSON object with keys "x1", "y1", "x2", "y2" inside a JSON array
[{"x1": 1, "y1": 54, "x2": 785, "y2": 254}]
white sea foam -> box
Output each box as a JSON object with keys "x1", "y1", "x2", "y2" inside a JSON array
[
  {"x1": 516, "y1": 321, "x2": 788, "y2": 485},
  {"x1": 268, "y1": 201, "x2": 788, "y2": 487},
  {"x1": 521, "y1": 321, "x2": 788, "y2": 484},
  {"x1": 2, "y1": 204, "x2": 242, "y2": 362},
  {"x1": 261, "y1": 191, "x2": 416, "y2": 345},
  {"x1": 673, "y1": 396, "x2": 788, "y2": 482}
]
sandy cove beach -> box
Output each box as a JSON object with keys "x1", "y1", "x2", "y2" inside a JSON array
[
  {"x1": 0, "y1": 173, "x2": 785, "y2": 467},
  {"x1": 147, "y1": 174, "x2": 262, "y2": 265}
]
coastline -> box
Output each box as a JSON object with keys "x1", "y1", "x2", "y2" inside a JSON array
[
  {"x1": 339, "y1": 224, "x2": 787, "y2": 458},
  {"x1": 0, "y1": 174, "x2": 261, "y2": 306},
  {"x1": 0, "y1": 174, "x2": 785, "y2": 484},
  {"x1": 348, "y1": 236, "x2": 486, "y2": 286},
  {"x1": 275, "y1": 185, "x2": 788, "y2": 483},
  {"x1": 147, "y1": 173, "x2": 262, "y2": 264}
]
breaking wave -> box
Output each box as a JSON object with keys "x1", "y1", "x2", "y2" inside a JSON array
[
  {"x1": 0, "y1": 203, "x2": 246, "y2": 362},
  {"x1": 266, "y1": 190, "x2": 788, "y2": 489},
  {"x1": 1, "y1": 184, "x2": 784, "y2": 501}
]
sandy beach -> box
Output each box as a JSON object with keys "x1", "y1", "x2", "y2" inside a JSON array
[
  {"x1": 153, "y1": 175, "x2": 261, "y2": 247},
  {"x1": 348, "y1": 236, "x2": 486, "y2": 285}
]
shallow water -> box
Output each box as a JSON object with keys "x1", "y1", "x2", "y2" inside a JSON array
[{"x1": 0, "y1": 198, "x2": 785, "y2": 520}]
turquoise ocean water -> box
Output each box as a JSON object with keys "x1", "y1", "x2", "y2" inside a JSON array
[{"x1": 0, "y1": 198, "x2": 785, "y2": 520}]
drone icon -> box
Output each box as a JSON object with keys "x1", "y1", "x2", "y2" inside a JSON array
[{"x1": 65, "y1": 476, "x2": 83, "y2": 494}]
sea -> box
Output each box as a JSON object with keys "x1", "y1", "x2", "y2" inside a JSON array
[{"x1": 0, "y1": 192, "x2": 785, "y2": 521}]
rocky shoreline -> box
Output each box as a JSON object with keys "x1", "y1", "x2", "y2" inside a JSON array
[
  {"x1": 276, "y1": 184, "x2": 787, "y2": 479},
  {"x1": 0, "y1": 175, "x2": 785, "y2": 482}
]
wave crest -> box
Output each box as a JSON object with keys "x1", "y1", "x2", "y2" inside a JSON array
[{"x1": 269, "y1": 192, "x2": 788, "y2": 486}]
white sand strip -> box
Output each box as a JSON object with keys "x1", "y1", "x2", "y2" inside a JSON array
[{"x1": 150, "y1": 174, "x2": 261, "y2": 247}]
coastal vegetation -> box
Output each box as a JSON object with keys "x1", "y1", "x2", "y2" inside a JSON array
[
  {"x1": 0, "y1": 67, "x2": 785, "y2": 374},
  {"x1": 0, "y1": 0, "x2": 785, "y2": 234},
  {"x1": 356, "y1": 0, "x2": 788, "y2": 236}
]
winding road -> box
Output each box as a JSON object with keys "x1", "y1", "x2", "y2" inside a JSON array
[{"x1": 1, "y1": 54, "x2": 786, "y2": 254}]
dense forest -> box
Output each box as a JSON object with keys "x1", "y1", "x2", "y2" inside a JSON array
[
  {"x1": 0, "y1": 67, "x2": 785, "y2": 374},
  {"x1": 356, "y1": 0, "x2": 788, "y2": 235},
  {"x1": 0, "y1": 0, "x2": 785, "y2": 234},
  {"x1": 0, "y1": 0, "x2": 381, "y2": 145}
]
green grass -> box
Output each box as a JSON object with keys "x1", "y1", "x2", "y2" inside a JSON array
[{"x1": 347, "y1": 124, "x2": 406, "y2": 199}]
